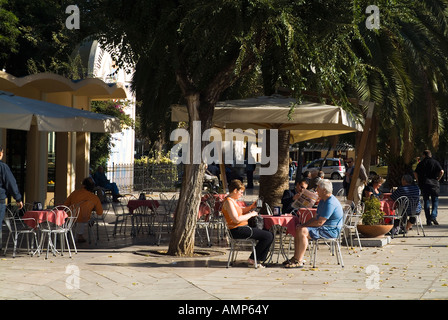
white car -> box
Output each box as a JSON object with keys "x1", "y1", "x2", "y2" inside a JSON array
[{"x1": 302, "y1": 158, "x2": 346, "y2": 180}]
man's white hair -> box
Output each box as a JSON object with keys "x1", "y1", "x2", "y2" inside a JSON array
[{"x1": 317, "y1": 179, "x2": 333, "y2": 194}]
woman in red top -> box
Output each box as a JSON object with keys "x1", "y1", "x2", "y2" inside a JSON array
[{"x1": 222, "y1": 180, "x2": 273, "y2": 268}]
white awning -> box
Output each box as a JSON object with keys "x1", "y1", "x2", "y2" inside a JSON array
[
  {"x1": 0, "y1": 90, "x2": 121, "y2": 133},
  {"x1": 171, "y1": 95, "x2": 363, "y2": 143}
]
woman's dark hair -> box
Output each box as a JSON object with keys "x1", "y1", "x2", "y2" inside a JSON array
[
  {"x1": 229, "y1": 179, "x2": 245, "y2": 192},
  {"x1": 82, "y1": 177, "x2": 95, "y2": 192}
]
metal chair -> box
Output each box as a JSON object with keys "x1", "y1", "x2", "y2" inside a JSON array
[
  {"x1": 88, "y1": 204, "x2": 110, "y2": 245},
  {"x1": 38, "y1": 205, "x2": 76, "y2": 259},
  {"x1": 391, "y1": 196, "x2": 409, "y2": 238},
  {"x1": 196, "y1": 201, "x2": 212, "y2": 247},
  {"x1": 309, "y1": 216, "x2": 344, "y2": 268},
  {"x1": 225, "y1": 225, "x2": 259, "y2": 268},
  {"x1": 342, "y1": 204, "x2": 362, "y2": 251},
  {"x1": 3, "y1": 206, "x2": 39, "y2": 258},
  {"x1": 150, "y1": 196, "x2": 172, "y2": 245},
  {"x1": 406, "y1": 197, "x2": 425, "y2": 237},
  {"x1": 111, "y1": 200, "x2": 133, "y2": 236}
]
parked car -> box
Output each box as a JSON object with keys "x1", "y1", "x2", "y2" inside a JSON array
[
  {"x1": 369, "y1": 163, "x2": 388, "y2": 178},
  {"x1": 302, "y1": 158, "x2": 346, "y2": 180}
]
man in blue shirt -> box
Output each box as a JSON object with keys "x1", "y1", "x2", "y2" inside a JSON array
[
  {"x1": 0, "y1": 146, "x2": 24, "y2": 248},
  {"x1": 390, "y1": 174, "x2": 422, "y2": 234},
  {"x1": 284, "y1": 179, "x2": 343, "y2": 268}
]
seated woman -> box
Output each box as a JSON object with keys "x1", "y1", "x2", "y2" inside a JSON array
[
  {"x1": 222, "y1": 179, "x2": 274, "y2": 268},
  {"x1": 363, "y1": 175, "x2": 384, "y2": 200}
]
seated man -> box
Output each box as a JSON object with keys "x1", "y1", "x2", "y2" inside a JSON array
[
  {"x1": 390, "y1": 174, "x2": 422, "y2": 234},
  {"x1": 281, "y1": 178, "x2": 309, "y2": 214},
  {"x1": 64, "y1": 177, "x2": 103, "y2": 243},
  {"x1": 93, "y1": 165, "x2": 121, "y2": 202},
  {"x1": 284, "y1": 179, "x2": 343, "y2": 268}
]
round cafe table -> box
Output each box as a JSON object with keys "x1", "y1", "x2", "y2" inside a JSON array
[{"x1": 127, "y1": 199, "x2": 160, "y2": 214}]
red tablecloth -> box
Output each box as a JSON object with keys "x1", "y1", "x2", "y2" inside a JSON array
[
  {"x1": 262, "y1": 208, "x2": 317, "y2": 237},
  {"x1": 127, "y1": 199, "x2": 160, "y2": 214},
  {"x1": 382, "y1": 193, "x2": 392, "y2": 200},
  {"x1": 380, "y1": 199, "x2": 395, "y2": 215},
  {"x1": 262, "y1": 214, "x2": 295, "y2": 230},
  {"x1": 23, "y1": 210, "x2": 68, "y2": 229}
]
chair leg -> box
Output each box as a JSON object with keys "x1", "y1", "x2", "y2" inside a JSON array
[
  {"x1": 252, "y1": 246, "x2": 258, "y2": 268},
  {"x1": 355, "y1": 228, "x2": 362, "y2": 251},
  {"x1": 336, "y1": 241, "x2": 344, "y2": 267}
]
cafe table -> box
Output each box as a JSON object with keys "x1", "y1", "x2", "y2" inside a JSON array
[
  {"x1": 261, "y1": 208, "x2": 318, "y2": 264},
  {"x1": 127, "y1": 199, "x2": 160, "y2": 214},
  {"x1": 126, "y1": 199, "x2": 161, "y2": 236}
]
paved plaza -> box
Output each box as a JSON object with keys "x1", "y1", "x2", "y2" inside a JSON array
[{"x1": 1, "y1": 185, "x2": 448, "y2": 304}]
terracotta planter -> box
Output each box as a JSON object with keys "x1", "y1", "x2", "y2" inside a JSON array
[{"x1": 357, "y1": 224, "x2": 393, "y2": 238}]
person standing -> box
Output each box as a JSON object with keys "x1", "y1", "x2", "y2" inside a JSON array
[
  {"x1": 353, "y1": 160, "x2": 368, "y2": 204},
  {"x1": 414, "y1": 150, "x2": 444, "y2": 226},
  {"x1": 343, "y1": 157, "x2": 354, "y2": 196},
  {"x1": 0, "y1": 146, "x2": 24, "y2": 247}
]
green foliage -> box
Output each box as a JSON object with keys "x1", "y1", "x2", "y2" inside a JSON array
[
  {"x1": 0, "y1": 0, "x2": 20, "y2": 61},
  {"x1": 362, "y1": 196, "x2": 386, "y2": 225},
  {"x1": 0, "y1": 0, "x2": 97, "y2": 76}
]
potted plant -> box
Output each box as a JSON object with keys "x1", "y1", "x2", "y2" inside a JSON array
[{"x1": 357, "y1": 196, "x2": 393, "y2": 237}]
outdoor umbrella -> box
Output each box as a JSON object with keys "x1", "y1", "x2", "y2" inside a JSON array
[
  {"x1": 171, "y1": 95, "x2": 363, "y2": 142},
  {"x1": 0, "y1": 90, "x2": 121, "y2": 133}
]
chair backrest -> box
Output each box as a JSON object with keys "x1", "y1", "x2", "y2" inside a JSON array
[
  {"x1": 112, "y1": 201, "x2": 128, "y2": 216},
  {"x1": 407, "y1": 197, "x2": 422, "y2": 216},
  {"x1": 336, "y1": 188, "x2": 345, "y2": 197},
  {"x1": 52, "y1": 205, "x2": 73, "y2": 229},
  {"x1": 146, "y1": 196, "x2": 161, "y2": 215},
  {"x1": 203, "y1": 193, "x2": 216, "y2": 215},
  {"x1": 393, "y1": 196, "x2": 409, "y2": 217},
  {"x1": 299, "y1": 208, "x2": 314, "y2": 224},
  {"x1": 198, "y1": 201, "x2": 211, "y2": 222}
]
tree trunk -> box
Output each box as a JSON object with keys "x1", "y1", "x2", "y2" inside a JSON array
[
  {"x1": 259, "y1": 130, "x2": 290, "y2": 211},
  {"x1": 167, "y1": 162, "x2": 205, "y2": 256},
  {"x1": 167, "y1": 93, "x2": 210, "y2": 256}
]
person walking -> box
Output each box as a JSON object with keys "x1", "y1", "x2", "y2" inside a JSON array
[
  {"x1": 414, "y1": 150, "x2": 444, "y2": 226},
  {"x1": 0, "y1": 146, "x2": 24, "y2": 247}
]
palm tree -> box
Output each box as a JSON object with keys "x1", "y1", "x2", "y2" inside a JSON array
[{"x1": 352, "y1": 0, "x2": 448, "y2": 186}]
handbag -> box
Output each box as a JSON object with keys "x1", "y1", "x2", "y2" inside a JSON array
[{"x1": 248, "y1": 214, "x2": 264, "y2": 229}]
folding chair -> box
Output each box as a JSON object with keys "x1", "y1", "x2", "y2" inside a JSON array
[
  {"x1": 391, "y1": 196, "x2": 409, "y2": 238},
  {"x1": 406, "y1": 197, "x2": 425, "y2": 237},
  {"x1": 342, "y1": 204, "x2": 362, "y2": 251},
  {"x1": 196, "y1": 201, "x2": 212, "y2": 247},
  {"x1": 225, "y1": 225, "x2": 259, "y2": 268},
  {"x1": 309, "y1": 216, "x2": 344, "y2": 268},
  {"x1": 3, "y1": 206, "x2": 39, "y2": 258}
]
